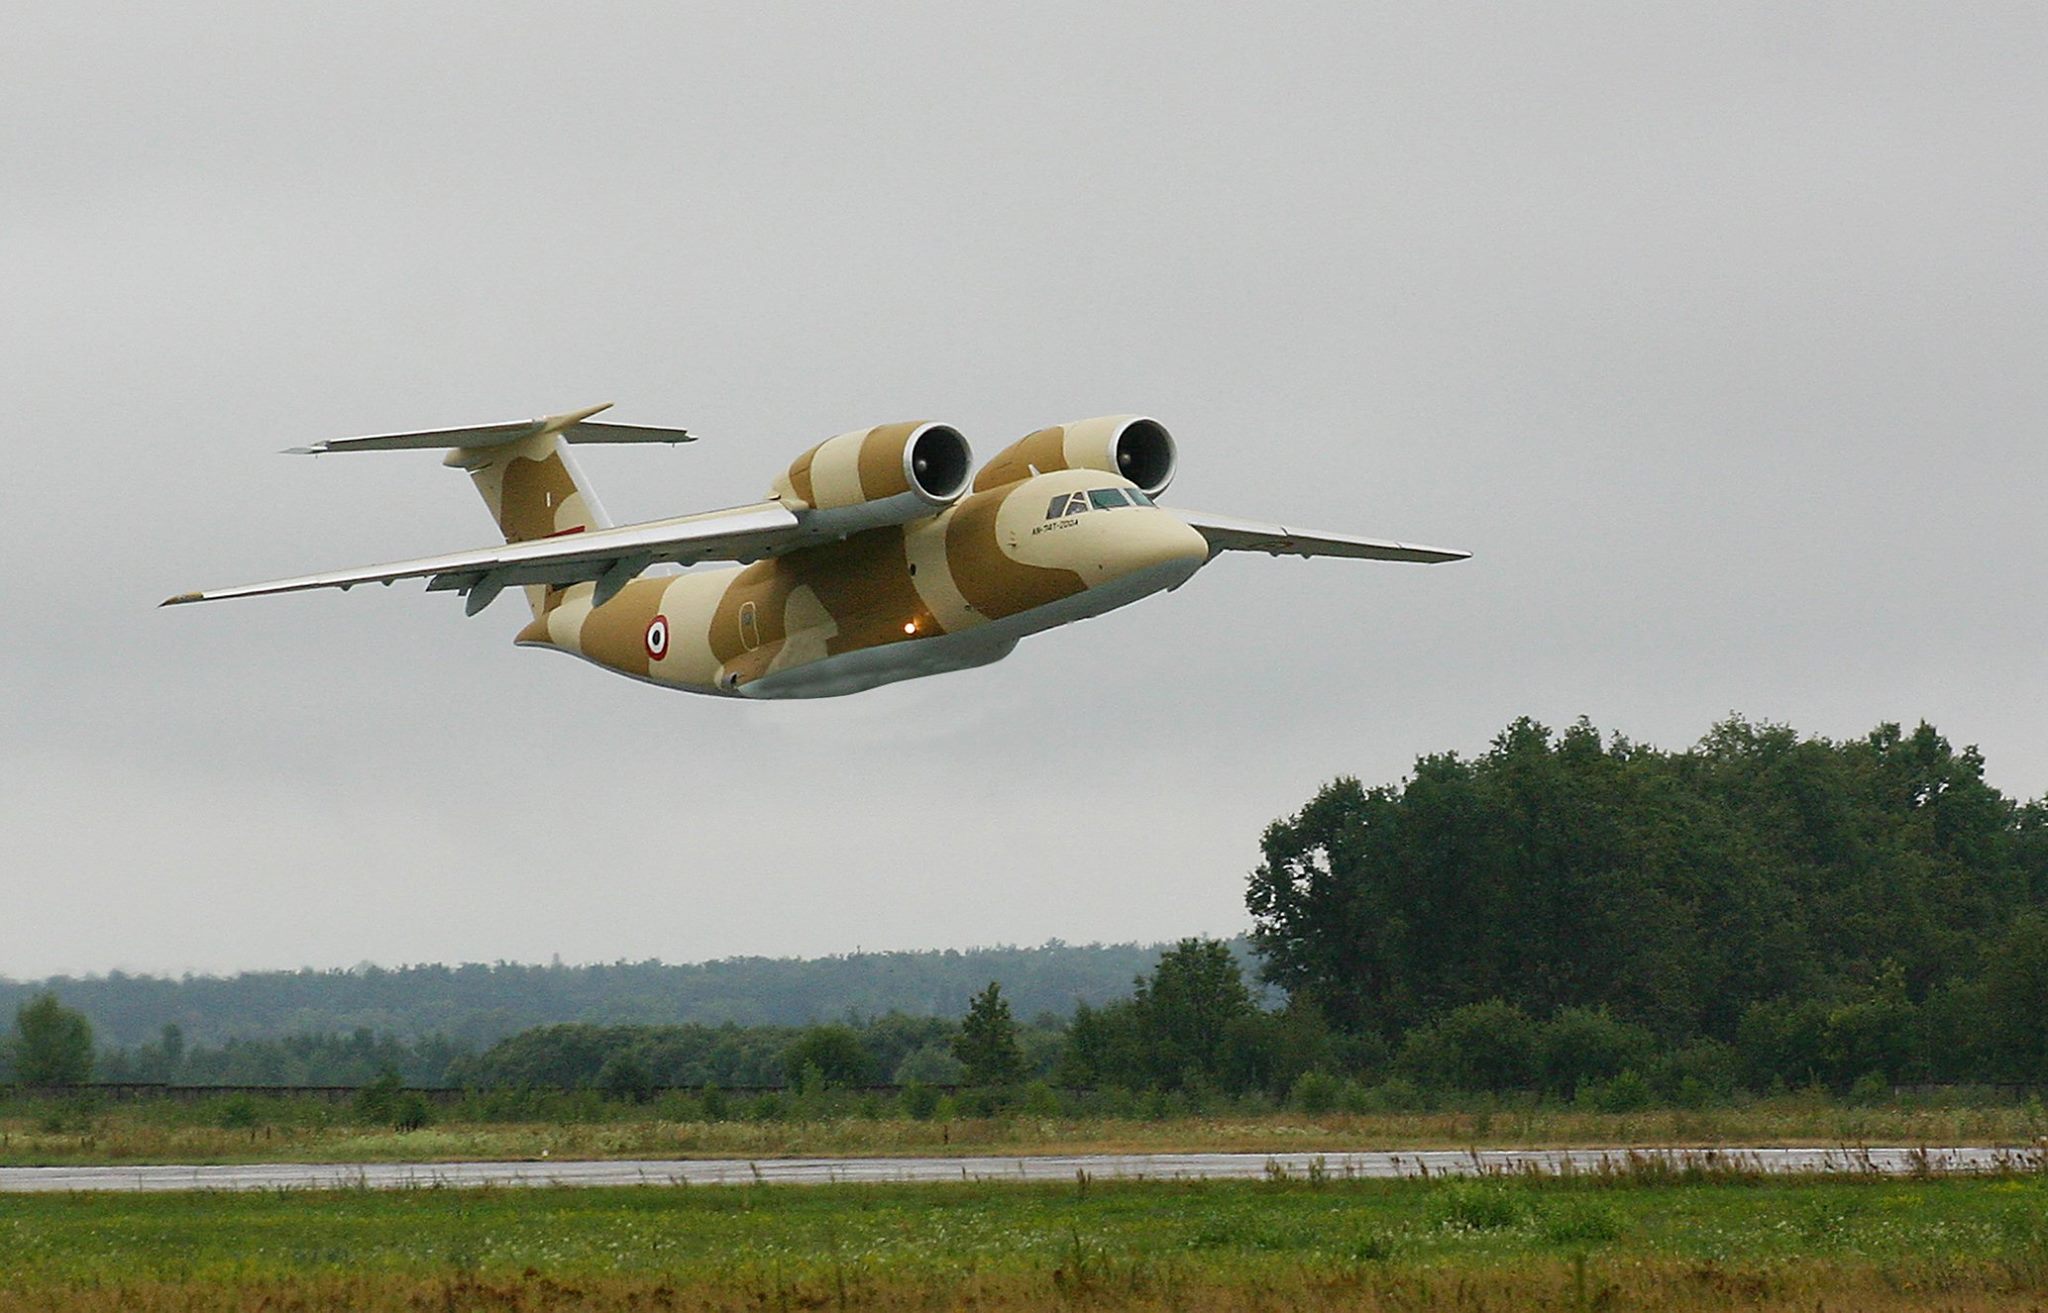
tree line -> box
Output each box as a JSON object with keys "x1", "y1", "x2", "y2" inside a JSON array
[
  {"x1": 11, "y1": 715, "x2": 2046, "y2": 1105},
  {"x1": 0, "y1": 941, "x2": 1205, "y2": 1049}
]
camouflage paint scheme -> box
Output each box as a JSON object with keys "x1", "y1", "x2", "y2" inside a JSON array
[
  {"x1": 167, "y1": 408, "x2": 1466, "y2": 698},
  {"x1": 472, "y1": 420, "x2": 1209, "y2": 698}
]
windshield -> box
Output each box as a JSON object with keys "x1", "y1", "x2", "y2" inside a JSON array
[{"x1": 1045, "y1": 487, "x2": 1147, "y2": 519}]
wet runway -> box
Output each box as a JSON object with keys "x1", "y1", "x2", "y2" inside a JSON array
[{"x1": 3, "y1": 1146, "x2": 2039, "y2": 1193}]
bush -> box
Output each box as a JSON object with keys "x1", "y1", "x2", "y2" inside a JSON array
[
  {"x1": 899, "y1": 1079, "x2": 941, "y2": 1121},
  {"x1": 1536, "y1": 1007, "x2": 1655, "y2": 1099},
  {"x1": 1343, "y1": 1077, "x2": 1428, "y2": 1114},
  {"x1": 1582, "y1": 1069, "x2": 1653, "y2": 1113},
  {"x1": 391, "y1": 1090, "x2": 432, "y2": 1132},
  {"x1": 596, "y1": 1053, "x2": 655, "y2": 1104},
  {"x1": 1848, "y1": 1071, "x2": 1892, "y2": 1107},
  {"x1": 1429, "y1": 1183, "x2": 1525, "y2": 1231},
  {"x1": 953, "y1": 1087, "x2": 1003, "y2": 1118},
  {"x1": 354, "y1": 1070, "x2": 403, "y2": 1126},
  {"x1": 1396, "y1": 1000, "x2": 1538, "y2": 1093},
  {"x1": 1541, "y1": 1199, "x2": 1625, "y2": 1244},
  {"x1": 1020, "y1": 1080, "x2": 1061, "y2": 1116},
  {"x1": 1289, "y1": 1070, "x2": 1343, "y2": 1114},
  {"x1": 215, "y1": 1095, "x2": 260, "y2": 1130}
]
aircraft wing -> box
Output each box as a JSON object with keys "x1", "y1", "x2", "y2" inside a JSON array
[
  {"x1": 1174, "y1": 509, "x2": 1469, "y2": 564},
  {"x1": 163, "y1": 502, "x2": 804, "y2": 612}
]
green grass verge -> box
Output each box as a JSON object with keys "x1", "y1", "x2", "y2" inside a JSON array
[
  {"x1": 3, "y1": 1172, "x2": 2048, "y2": 1310},
  {"x1": 7, "y1": 1092, "x2": 2048, "y2": 1166}
]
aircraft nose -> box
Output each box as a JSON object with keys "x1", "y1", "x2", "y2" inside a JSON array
[{"x1": 1119, "y1": 510, "x2": 1212, "y2": 574}]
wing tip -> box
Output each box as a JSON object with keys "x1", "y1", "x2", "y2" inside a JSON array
[{"x1": 161, "y1": 592, "x2": 205, "y2": 607}]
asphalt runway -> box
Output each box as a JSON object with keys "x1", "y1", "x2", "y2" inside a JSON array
[{"x1": 4, "y1": 1146, "x2": 2039, "y2": 1193}]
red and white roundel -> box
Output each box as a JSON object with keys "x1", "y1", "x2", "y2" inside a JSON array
[{"x1": 644, "y1": 614, "x2": 670, "y2": 662}]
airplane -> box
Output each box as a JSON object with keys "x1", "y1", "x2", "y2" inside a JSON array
[{"x1": 164, "y1": 404, "x2": 1468, "y2": 698}]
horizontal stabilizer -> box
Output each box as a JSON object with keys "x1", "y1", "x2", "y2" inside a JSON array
[{"x1": 284, "y1": 403, "x2": 693, "y2": 455}]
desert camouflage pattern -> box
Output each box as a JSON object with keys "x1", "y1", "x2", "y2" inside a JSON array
[
  {"x1": 503, "y1": 420, "x2": 1209, "y2": 698},
  {"x1": 446, "y1": 431, "x2": 612, "y2": 619},
  {"x1": 167, "y1": 407, "x2": 1465, "y2": 698}
]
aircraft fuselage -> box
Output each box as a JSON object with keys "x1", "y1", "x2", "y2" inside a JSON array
[{"x1": 514, "y1": 468, "x2": 1211, "y2": 698}]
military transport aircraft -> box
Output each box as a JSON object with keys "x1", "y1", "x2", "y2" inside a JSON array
[{"x1": 165, "y1": 405, "x2": 1468, "y2": 698}]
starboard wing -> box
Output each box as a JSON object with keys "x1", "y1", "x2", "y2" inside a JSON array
[{"x1": 1174, "y1": 509, "x2": 1469, "y2": 564}]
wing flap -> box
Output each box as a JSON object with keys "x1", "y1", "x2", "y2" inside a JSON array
[
  {"x1": 163, "y1": 502, "x2": 803, "y2": 607},
  {"x1": 1176, "y1": 509, "x2": 1469, "y2": 564}
]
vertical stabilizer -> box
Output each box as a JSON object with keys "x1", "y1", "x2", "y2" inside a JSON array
[{"x1": 445, "y1": 419, "x2": 614, "y2": 619}]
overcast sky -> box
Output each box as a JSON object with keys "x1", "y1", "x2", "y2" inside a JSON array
[{"x1": 3, "y1": 3, "x2": 2044, "y2": 979}]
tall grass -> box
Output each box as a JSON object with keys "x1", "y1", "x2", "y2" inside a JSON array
[{"x1": 5, "y1": 1090, "x2": 2048, "y2": 1166}]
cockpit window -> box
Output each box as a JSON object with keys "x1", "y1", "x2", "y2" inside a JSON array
[{"x1": 1045, "y1": 488, "x2": 1147, "y2": 520}]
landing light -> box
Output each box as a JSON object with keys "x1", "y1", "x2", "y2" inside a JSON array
[{"x1": 903, "y1": 621, "x2": 918, "y2": 634}]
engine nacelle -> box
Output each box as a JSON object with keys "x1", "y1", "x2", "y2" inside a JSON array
[
  {"x1": 971, "y1": 415, "x2": 1177, "y2": 498},
  {"x1": 771, "y1": 421, "x2": 974, "y2": 534}
]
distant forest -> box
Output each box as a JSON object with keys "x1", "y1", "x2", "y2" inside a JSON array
[{"x1": 0, "y1": 941, "x2": 1215, "y2": 1052}]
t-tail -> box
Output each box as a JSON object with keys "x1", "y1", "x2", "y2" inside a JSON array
[{"x1": 275, "y1": 403, "x2": 692, "y2": 618}]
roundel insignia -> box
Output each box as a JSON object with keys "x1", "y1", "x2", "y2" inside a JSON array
[{"x1": 645, "y1": 614, "x2": 670, "y2": 662}]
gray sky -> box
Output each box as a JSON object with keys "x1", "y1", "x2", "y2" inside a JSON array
[{"x1": 4, "y1": 3, "x2": 2045, "y2": 978}]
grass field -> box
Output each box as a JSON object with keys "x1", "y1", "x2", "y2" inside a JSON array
[
  {"x1": 6, "y1": 1092, "x2": 2048, "y2": 1166},
  {"x1": 4, "y1": 1169, "x2": 2048, "y2": 1310}
]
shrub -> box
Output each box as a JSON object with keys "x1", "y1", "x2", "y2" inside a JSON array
[
  {"x1": 1397, "y1": 1000, "x2": 1538, "y2": 1093},
  {"x1": 899, "y1": 1079, "x2": 941, "y2": 1121},
  {"x1": 354, "y1": 1070, "x2": 403, "y2": 1126},
  {"x1": 1541, "y1": 1199, "x2": 1625, "y2": 1244},
  {"x1": 1536, "y1": 1007, "x2": 1655, "y2": 1099},
  {"x1": 1289, "y1": 1070, "x2": 1343, "y2": 1114},
  {"x1": 1343, "y1": 1077, "x2": 1428, "y2": 1114},
  {"x1": 391, "y1": 1091, "x2": 432, "y2": 1132},
  {"x1": 1020, "y1": 1080, "x2": 1061, "y2": 1116},
  {"x1": 596, "y1": 1053, "x2": 655, "y2": 1104},
  {"x1": 215, "y1": 1095, "x2": 260, "y2": 1130},
  {"x1": 1429, "y1": 1183, "x2": 1525, "y2": 1231},
  {"x1": 1583, "y1": 1069, "x2": 1653, "y2": 1114}
]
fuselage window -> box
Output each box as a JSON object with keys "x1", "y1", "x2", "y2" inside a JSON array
[
  {"x1": 1127, "y1": 489, "x2": 1155, "y2": 507},
  {"x1": 1088, "y1": 488, "x2": 1131, "y2": 510}
]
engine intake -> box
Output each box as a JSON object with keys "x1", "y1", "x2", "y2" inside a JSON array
[
  {"x1": 972, "y1": 415, "x2": 1177, "y2": 498},
  {"x1": 771, "y1": 421, "x2": 974, "y2": 535}
]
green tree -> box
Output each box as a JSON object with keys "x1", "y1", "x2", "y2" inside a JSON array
[
  {"x1": 12, "y1": 993, "x2": 93, "y2": 1086},
  {"x1": 953, "y1": 982, "x2": 1026, "y2": 1087},
  {"x1": 1132, "y1": 938, "x2": 1257, "y2": 1089},
  {"x1": 1982, "y1": 913, "x2": 2048, "y2": 1082},
  {"x1": 780, "y1": 1025, "x2": 873, "y2": 1087},
  {"x1": 596, "y1": 1050, "x2": 656, "y2": 1103}
]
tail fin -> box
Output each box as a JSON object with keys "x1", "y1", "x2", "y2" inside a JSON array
[
  {"x1": 445, "y1": 427, "x2": 612, "y2": 545},
  {"x1": 289, "y1": 403, "x2": 692, "y2": 620}
]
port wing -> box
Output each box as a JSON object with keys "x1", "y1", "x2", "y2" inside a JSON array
[{"x1": 164, "y1": 502, "x2": 804, "y2": 612}]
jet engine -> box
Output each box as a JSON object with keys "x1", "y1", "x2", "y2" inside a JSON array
[
  {"x1": 771, "y1": 421, "x2": 975, "y2": 535},
  {"x1": 972, "y1": 416, "x2": 1177, "y2": 498}
]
